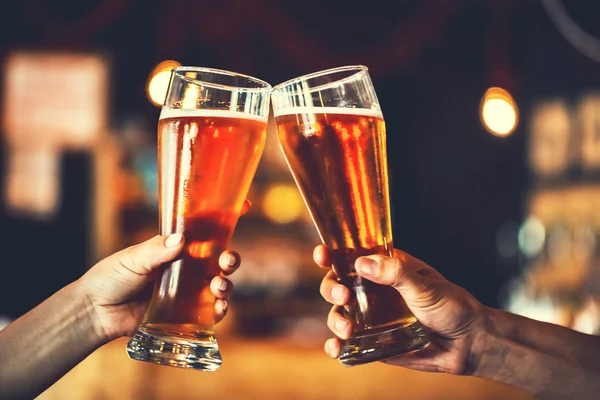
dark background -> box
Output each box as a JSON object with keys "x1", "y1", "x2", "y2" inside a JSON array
[{"x1": 1, "y1": 0, "x2": 600, "y2": 316}]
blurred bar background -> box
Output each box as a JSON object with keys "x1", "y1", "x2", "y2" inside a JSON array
[{"x1": 1, "y1": 1, "x2": 600, "y2": 399}]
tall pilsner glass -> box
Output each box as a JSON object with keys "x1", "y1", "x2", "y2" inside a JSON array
[
  {"x1": 271, "y1": 66, "x2": 430, "y2": 366},
  {"x1": 126, "y1": 67, "x2": 270, "y2": 371}
]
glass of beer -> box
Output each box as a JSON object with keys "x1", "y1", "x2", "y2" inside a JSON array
[
  {"x1": 126, "y1": 67, "x2": 270, "y2": 371},
  {"x1": 271, "y1": 66, "x2": 430, "y2": 366}
]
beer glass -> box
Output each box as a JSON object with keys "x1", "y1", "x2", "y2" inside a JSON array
[
  {"x1": 126, "y1": 67, "x2": 270, "y2": 370},
  {"x1": 271, "y1": 66, "x2": 430, "y2": 365}
]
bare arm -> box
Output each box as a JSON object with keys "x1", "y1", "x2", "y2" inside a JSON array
[
  {"x1": 474, "y1": 307, "x2": 600, "y2": 400},
  {"x1": 0, "y1": 282, "x2": 103, "y2": 399}
]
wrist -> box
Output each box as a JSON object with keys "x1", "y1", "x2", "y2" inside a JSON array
[
  {"x1": 461, "y1": 305, "x2": 496, "y2": 377},
  {"x1": 71, "y1": 279, "x2": 111, "y2": 345},
  {"x1": 469, "y1": 306, "x2": 508, "y2": 379}
]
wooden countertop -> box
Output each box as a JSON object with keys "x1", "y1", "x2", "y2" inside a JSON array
[{"x1": 38, "y1": 336, "x2": 535, "y2": 400}]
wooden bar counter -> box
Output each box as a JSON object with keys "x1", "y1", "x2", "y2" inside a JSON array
[{"x1": 38, "y1": 335, "x2": 535, "y2": 400}]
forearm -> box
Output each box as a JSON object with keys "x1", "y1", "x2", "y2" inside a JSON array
[
  {"x1": 0, "y1": 281, "x2": 107, "y2": 400},
  {"x1": 473, "y1": 307, "x2": 600, "y2": 400}
]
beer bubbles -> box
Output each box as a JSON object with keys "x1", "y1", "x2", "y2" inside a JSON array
[
  {"x1": 480, "y1": 87, "x2": 518, "y2": 137},
  {"x1": 146, "y1": 60, "x2": 181, "y2": 107}
]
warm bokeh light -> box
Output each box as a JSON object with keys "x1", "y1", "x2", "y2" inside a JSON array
[
  {"x1": 262, "y1": 184, "x2": 304, "y2": 224},
  {"x1": 480, "y1": 87, "x2": 518, "y2": 137},
  {"x1": 146, "y1": 60, "x2": 181, "y2": 107}
]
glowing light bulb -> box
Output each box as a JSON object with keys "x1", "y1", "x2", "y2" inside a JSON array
[{"x1": 480, "y1": 87, "x2": 518, "y2": 137}]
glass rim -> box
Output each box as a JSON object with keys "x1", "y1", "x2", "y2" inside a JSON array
[
  {"x1": 172, "y1": 66, "x2": 272, "y2": 93},
  {"x1": 271, "y1": 65, "x2": 369, "y2": 95}
]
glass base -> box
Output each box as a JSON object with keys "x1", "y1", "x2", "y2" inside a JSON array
[
  {"x1": 338, "y1": 319, "x2": 430, "y2": 366},
  {"x1": 126, "y1": 328, "x2": 222, "y2": 371}
]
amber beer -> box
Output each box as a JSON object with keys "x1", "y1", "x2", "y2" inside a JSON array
[
  {"x1": 276, "y1": 108, "x2": 412, "y2": 329},
  {"x1": 127, "y1": 108, "x2": 266, "y2": 369},
  {"x1": 141, "y1": 108, "x2": 266, "y2": 331},
  {"x1": 275, "y1": 105, "x2": 429, "y2": 365}
]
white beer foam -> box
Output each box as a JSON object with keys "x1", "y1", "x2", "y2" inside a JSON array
[
  {"x1": 160, "y1": 107, "x2": 268, "y2": 123},
  {"x1": 273, "y1": 106, "x2": 383, "y2": 119}
]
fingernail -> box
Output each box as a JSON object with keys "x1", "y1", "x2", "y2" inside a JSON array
[
  {"x1": 357, "y1": 257, "x2": 377, "y2": 276},
  {"x1": 332, "y1": 285, "x2": 345, "y2": 302},
  {"x1": 218, "y1": 278, "x2": 228, "y2": 292},
  {"x1": 226, "y1": 253, "x2": 237, "y2": 267},
  {"x1": 165, "y1": 233, "x2": 183, "y2": 248},
  {"x1": 222, "y1": 301, "x2": 228, "y2": 312},
  {"x1": 335, "y1": 319, "x2": 348, "y2": 333},
  {"x1": 326, "y1": 339, "x2": 336, "y2": 355}
]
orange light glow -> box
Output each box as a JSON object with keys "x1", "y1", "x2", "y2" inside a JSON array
[
  {"x1": 480, "y1": 87, "x2": 519, "y2": 137},
  {"x1": 146, "y1": 60, "x2": 181, "y2": 107},
  {"x1": 262, "y1": 184, "x2": 304, "y2": 224}
]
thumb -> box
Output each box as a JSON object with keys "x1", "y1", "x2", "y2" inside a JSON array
[
  {"x1": 107, "y1": 233, "x2": 185, "y2": 276},
  {"x1": 355, "y1": 254, "x2": 440, "y2": 307}
]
